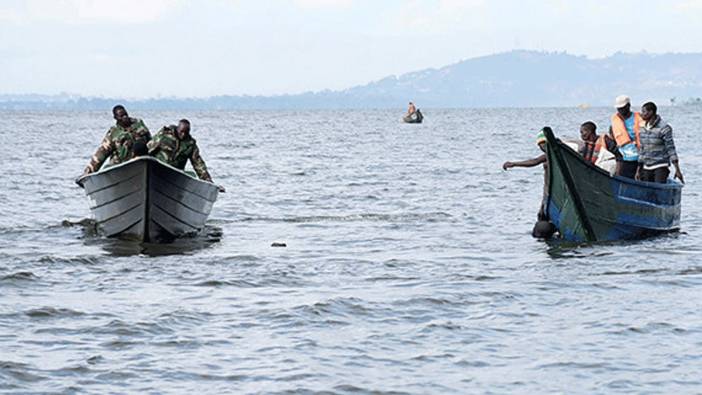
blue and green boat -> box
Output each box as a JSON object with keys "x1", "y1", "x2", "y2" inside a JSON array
[{"x1": 543, "y1": 127, "x2": 682, "y2": 242}]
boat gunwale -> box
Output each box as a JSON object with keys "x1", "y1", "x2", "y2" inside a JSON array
[
  {"x1": 78, "y1": 156, "x2": 219, "y2": 191},
  {"x1": 549, "y1": 132, "x2": 683, "y2": 192}
]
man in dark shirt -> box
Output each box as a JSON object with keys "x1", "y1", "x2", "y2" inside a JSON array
[{"x1": 636, "y1": 102, "x2": 684, "y2": 183}]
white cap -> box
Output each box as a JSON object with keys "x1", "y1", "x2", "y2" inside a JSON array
[{"x1": 614, "y1": 95, "x2": 630, "y2": 109}]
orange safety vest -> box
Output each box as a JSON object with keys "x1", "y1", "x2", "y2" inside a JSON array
[
  {"x1": 611, "y1": 112, "x2": 642, "y2": 149},
  {"x1": 582, "y1": 135, "x2": 606, "y2": 164},
  {"x1": 587, "y1": 135, "x2": 606, "y2": 164}
]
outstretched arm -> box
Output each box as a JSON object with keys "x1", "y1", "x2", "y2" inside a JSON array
[
  {"x1": 503, "y1": 154, "x2": 547, "y2": 170},
  {"x1": 190, "y1": 146, "x2": 226, "y2": 192},
  {"x1": 83, "y1": 132, "x2": 113, "y2": 174},
  {"x1": 190, "y1": 145, "x2": 213, "y2": 183}
]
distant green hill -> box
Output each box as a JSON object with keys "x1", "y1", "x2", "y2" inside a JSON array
[{"x1": 3, "y1": 50, "x2": 702, "y2": 109}]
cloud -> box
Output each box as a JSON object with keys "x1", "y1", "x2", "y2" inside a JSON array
[
  {"x1": 392, "y1": 0, "x2": 487, "y2": 33},
  {"x1": 438, "y1": 0, "x2": 485, "y2": 11},
  {"x1": 292, "y1": 0, "x2": 353, "y2": 9},
  {"x1": 676, "y1": 0, "x2": 702, "y2": 8},
  {"x1": 2, "y1": 0, "x2": 184, "y2": 24},
  {"x1": 0, "y1": 8, "x2": 21, "y2": 23}
]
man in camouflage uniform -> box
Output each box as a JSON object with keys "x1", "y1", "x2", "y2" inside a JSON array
[
  {"x1": 148, "y1": 119, "x2": 222, "y2": 190},
  {"x1": 82, "y1": 105, "x2": 151, "y2": 175}
]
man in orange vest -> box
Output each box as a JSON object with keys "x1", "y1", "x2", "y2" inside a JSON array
[{"x1": 608, "y1": 95, "x2": 643, "y2": 179}]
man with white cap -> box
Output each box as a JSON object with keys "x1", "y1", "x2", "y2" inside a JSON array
[{"x1": 608, "y1": 95, "x2": 643, "y2": 179}]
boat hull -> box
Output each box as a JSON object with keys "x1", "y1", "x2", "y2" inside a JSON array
[
  {"x1": 403, "y1": 110, "x2": 423, "y2": 124},
  {"x1": 79, "y1": 157, "x2": 219, "y2": 242},
  {"x1": 544, "y1": 128, "x2": 682, "y2": 242}
]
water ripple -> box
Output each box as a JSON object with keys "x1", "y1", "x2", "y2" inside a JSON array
[{"x1": 1, "y1": 109, "x2": 701, "y2": 393}]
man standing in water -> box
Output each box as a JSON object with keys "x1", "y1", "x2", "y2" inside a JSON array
[
  {"x1": 503, "y1": 129, "x2": 549, "y2": 221},
  {"x1": 609, "y1": 95, "x2": 642, "y2": 179},
  {"x1": 82, "y1": 105, "x2": 151, "y2": 175},
  {"x1": 407, "y1": 101, "x2": 416, "y2": 115},
  {"x1": 503, "y1": 129, "x2": 557, "y2": 238},
  {"x1": 148, "y1": 119, "x2": 224, "y2": 192}
]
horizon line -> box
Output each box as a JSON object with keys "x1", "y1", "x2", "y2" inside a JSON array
[{"x1": 2, "y1": 49, "x2": 702, "y2": 100}]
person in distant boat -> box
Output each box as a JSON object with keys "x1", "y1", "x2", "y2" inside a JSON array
[
  {"x1": 636, "y1": 102, "x2": 684, "y2": 184},
  {"x1": 82, "y1": 105, "x2": 151, "y2": 175},
  {"x1": 148, "y1": 119, "x2": 224, "y2": 191},
  {"x1": 503, "y1": 129, "x2": 549, "y2": 220},
  {"x1": 608, "y1": 95, "x2": 642, "y2": 179},
  {"x1": 407, "y1": 101, "x2": 416, "y2": 115},
  {"x1": 578, "y1": 121, "x2": 619, "y2": 166}
]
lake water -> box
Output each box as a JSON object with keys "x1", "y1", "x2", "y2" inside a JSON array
[{"x1": 1, "y1": 108, "x2": 701, "y2": 393}]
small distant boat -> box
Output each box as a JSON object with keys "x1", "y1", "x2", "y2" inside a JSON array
[
  {"x1": 403, "y1": 109, "x2": 423, "y2": 124},
  {"x1": 543, "y1": 127, "x2": 682, "y2": 242},
  {"x1": 77, "y1": 157, "x2": 219, "y2": 242}
]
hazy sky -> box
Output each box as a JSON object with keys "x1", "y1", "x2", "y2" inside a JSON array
[{"x1": 2, "y1": 0, "x2": 702, "y2": 98}]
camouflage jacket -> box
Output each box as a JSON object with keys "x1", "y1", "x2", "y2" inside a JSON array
[
  {"x1": 147, "y1": 125, "x2": 213, "y2": 182},
  {"x1": 84, "y1": 118, "x2": 151, "y2": 174}
]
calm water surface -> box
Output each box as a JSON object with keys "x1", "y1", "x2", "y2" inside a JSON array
[{"x1": 1, "y1": 108, "x2": 701, "y2": 393}]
